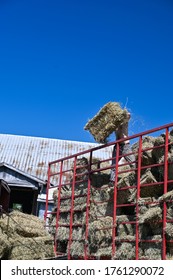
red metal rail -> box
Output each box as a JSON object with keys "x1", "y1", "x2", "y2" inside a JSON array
[{"x1": 45, "y1": 123, "x2": 173, "y2": 260}]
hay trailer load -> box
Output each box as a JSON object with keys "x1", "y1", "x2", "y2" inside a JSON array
[{"x1": 45, "y1": 121, "x2": 173, "y2": 260}]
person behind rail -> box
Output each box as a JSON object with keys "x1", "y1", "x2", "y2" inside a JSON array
[{"x1": 110, "y1": 112, "x2": 136, "y2": 182}]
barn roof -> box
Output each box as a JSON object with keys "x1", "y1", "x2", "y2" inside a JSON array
[{"x1": 0, "y1": 134, "x2": 112, "y2": 183}]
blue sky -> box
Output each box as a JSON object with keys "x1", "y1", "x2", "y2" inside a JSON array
[{"x1": 0, "y1": 0, "x2": 173, "y2": 143}]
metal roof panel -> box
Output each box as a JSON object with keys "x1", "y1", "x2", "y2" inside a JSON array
[{"x1": 0, "y1": 134, "x2": 112, "y2": 183}]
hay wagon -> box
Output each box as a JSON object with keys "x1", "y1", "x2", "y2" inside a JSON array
[{"x1": 45, "y1": 122, "x2": 173, "y2": 260}]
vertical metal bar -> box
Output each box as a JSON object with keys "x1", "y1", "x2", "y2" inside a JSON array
[
  {"x1": 84, "y1": 151, "x2": 92, "y2": 260},
  {"x1": 112, "y1": 142, "x2": 119, "y2": 258},
  {"x1": 68, "y1": 156, "x2": 77, "y2": 260},
  {"x1": 136, "y1": 136, "x2": 142, "y2": 260},
  {"x1": 162, "y1": 127, "x2": 169, "y2": 260},
  {"x1": 55, "y1": 160, "x2": 63, "y2": 256},
  {"x1": 44, "y1": 163, "x2": 51, "y2": 222}
]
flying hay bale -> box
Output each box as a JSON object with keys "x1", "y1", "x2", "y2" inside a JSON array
[
  {"x1": 84, "y1": 102, "x2": 129, "y2": 143},
  {"x1": 9, "y1": 236, "x2": 54, "y2": 260}
]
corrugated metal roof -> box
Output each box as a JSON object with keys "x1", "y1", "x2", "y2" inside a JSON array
[{"x1": 0, "y1": 134, "x2": 112, "y2": 183}]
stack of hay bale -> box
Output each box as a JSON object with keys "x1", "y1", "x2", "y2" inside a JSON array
[
  {"x1": 48, "y1": 102, "x2": 173, "y2": 259},
  {"x1": 0, "y1": 211, "x2": 55, "y2": 260}
]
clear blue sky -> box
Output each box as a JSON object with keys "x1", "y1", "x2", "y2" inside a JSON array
[{"x1": 0, "y1": 0, "x2": 173, "y2": 143}]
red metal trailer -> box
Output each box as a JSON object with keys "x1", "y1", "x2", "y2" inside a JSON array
[{"x1": 45, "y1": 123, "x2": 173, "y2": 260}]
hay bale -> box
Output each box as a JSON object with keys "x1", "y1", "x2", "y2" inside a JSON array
[
  {"x1": 59, "y1": 211, "x2": 86, "y2": 225},
  {"x1": 90, "y1": 199, "x2": 114, "y2": 219},
  {"x1": 115, "y1": 235, "x2": 136, "y2": 242},
  {"x1": 9, "y1": 236, "x2": 54, "y2": 260},
  {"x1": 91, "y1": 173, "x2": 110, "y2": 187},
  {"x1": 90, "y1": 185, "x2": 110, "y2": 202},
  {"x1": 117, "y1": 187, "x2": 136, "y2": 205},
  {"x1": 93, "y1": 246, "x2": 112, "y2": 258},
  {"x1": 92, "y1": 158, "x2": 111, "y2": 175},
  {"x1": 69, "y1": 241, "x2": 85, "y2": 257},
  {"x1": 137, "y1": 199, "x2": 155, "y2": 238},
  {"x1": 132, "y1": 136, "x2": 155, "y2": 167},
  {"x1": 0, "y1": 228, "x2": 10, "y2": 259},
  {"x1": 141, "y1": 235, "x2": 162, "y2": 260},
  {"x1": 139, "y1": 206, "x2": 162, "y2": 225},
  {"x1": 56, "y1": 226, "x2": 69, "y2": 241},
  {"x1": 167, "y1": 241, "x2": 173, "y2": 256},
  {"x1": 88, "y1": 217, "x2": 113, "y2": 249},
  {"x1": 140, "y1": 169, "x2": 163, "y2": 198},
  {"x1": 56, "y1": 226, "x2": 85, "y2": 241},
  {"x1": 84, "y1": 102, "x2": 129, "y2": 143},
  {"x1": 138, "y1": 197, "x2": 155, "y2": 214},
  {"x1": 58, "y1": 192, "x2": 87, "y2": 212},
  {"x1": 158, "y1": 190, "x2": 173, "y2": 220},
  {"x1": 157, "y1": 152, "x2": 173, "y2": 182},
  {"x1": 56, "y1": 240, "x2": 68, "y2": 255},
  {"x1": 113, "y1": 242, "x2": 142, "y2": 260},
  {"x1": 152, "y1": 135, "x2": 166, "y2": 161},
  {"x1": 0, "y1": 211, "x2": 47, "y2": 238},
  {"x1": 167, "y1": 204, "x2": 173, "y2": 220},
  {"x1": 167, "y1": 254, "x2": 173, "y2": 260},
  {"x1": 49, "y1": 211, "x2": 86, "y2": 236},
  {"x1": 0, "y1": 211, "x2": 55, "y2": 260},
  {"x1": 71, "y1": 157, "x2": 89, "y2": 181},
  {"x1": 90, "y1": 184, "x2": 115, "y2": 220},
  {"x1": 91, "y1": 157, "x2": 101, "y2": 172},
  {"x1": 107, "y1": 170, "x2": 136, "y2": 205},
  {"x1": 165, "y1": 223, "x2": 173, "y2": 239},
  {"x1": 139, "y1": 206, "x2": 162, "y2": 236},
  {"x1": 116, "y1": 215, "x2": 134, "y2": 237},
  {"x1": 158, "y1": 189, "x2": 173, "y2": 203},
  {"x1": 139, "y1": 224, "x2": 152, "y2": 239}
]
